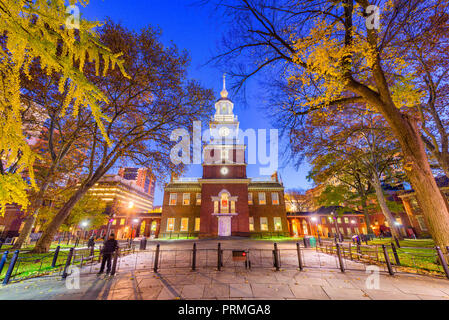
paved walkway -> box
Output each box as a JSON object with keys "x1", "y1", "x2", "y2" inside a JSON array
[{"x1": 1, "y1": 239, "x2": 449, "y2": 300}]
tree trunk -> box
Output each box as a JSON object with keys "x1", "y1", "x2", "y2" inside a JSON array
[
  {"x1": 32, "y1": 184, "x2": 91, "y2": 253},
  {"x1": 349, "y1": 82, "x2": 449, "y2": 250},
  {"x1": 371, "y1": 172, "x2": 404, "y2": 241},
  {"x1": 12, "y1": 184, "x2": 50, "y2": 249},
  {"x1": 360, "y1": 195, "x2": 373, "y2": 234}
]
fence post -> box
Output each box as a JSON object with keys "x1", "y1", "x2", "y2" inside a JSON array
[
  {"x1": 192, "y1": 243, "x2": 197, "y2": 271},
  {"x1": 2, "y1": 250, "x2": 19, "y2": 285},
  {"x1": 51, "y1": 245, "x2": 61, "y2": 268},
  {"x1": 336, "y1": 243, "x2": 345, "y2": 273},
  {"x1": 356, "y1": 243, "x2": 361, "y2": 260},
  {"x1": 348, "y1": 243, "x2": 353, "y2": 260},
  {"x1": 217, "y1": 243, "x2": 222, "y2": 271},
  {"x1": 390, "y1": 243, "x2": 401, "y2": 266},
  {"x1": 153, "y1": 244, "x2": 160, "y2": 273},
  {"x1": 435, "y1": 246, "x2": 449, "y2": 280},
  {"x1": 394, "y1": 237, "x2": 401, "y2": 248},
  {"x1": 382, "y1": 245, "x2": 394, "y2": 276},
  {"x1": 0, "y1": 251, "x2": 9, "y2": 275},
  {"x1": 110, "y1": 248, "x2": 120, "y2": 276},
  {"x1": 296, "y1": 242, "x2": 303, "y2": 271},
  {"x1": 62, "y1": 248, "x2": 74, "y2": 279},
  {"x1": 273, "y1": 243, "x2": 280, "y2": 271}
]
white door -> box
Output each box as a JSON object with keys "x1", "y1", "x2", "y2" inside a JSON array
[{"x1": 218, "y1": 217, "x2": 232, "y2": 237}]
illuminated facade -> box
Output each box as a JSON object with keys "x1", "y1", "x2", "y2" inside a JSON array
[{"x1": 160, "y1": 78, "x2": 288, "y2": 238}]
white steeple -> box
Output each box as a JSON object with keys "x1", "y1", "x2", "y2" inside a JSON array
[{"x1": 221, "y1": 73, "x2": 228, "y2": 98}]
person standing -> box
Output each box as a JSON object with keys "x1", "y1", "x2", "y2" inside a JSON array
[
  {"x1": 87, "y1": 236, "x2": 95, "y2": 249},
  {"x1": 98, "y1": 233, "x2": 119, "y2": 275}
]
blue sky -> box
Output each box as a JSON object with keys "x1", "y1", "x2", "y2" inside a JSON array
[{"x1": 82, "y1": 0, "x2": 313, "y2": 205}]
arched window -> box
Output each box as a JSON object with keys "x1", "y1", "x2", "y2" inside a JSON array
[
  {"x1": 220, "y1": 193, "x2": 229, "y2": 213},
  {"x1": 302, "y1": 220, "x2": 309, "y2": 235}
]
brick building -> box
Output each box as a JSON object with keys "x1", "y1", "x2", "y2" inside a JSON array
[{"x1": 160, "y1": 79, "x2": 288, "y2": 238}]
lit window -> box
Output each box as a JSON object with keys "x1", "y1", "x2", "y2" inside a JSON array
[
  {"x1": 339, "y1": 227, "x2": 344, "y2": 235},
  {"x1": 196, "y1": 193, "x2": 201, "y2": 205},
  {"x1": 354, "y1": 227, "x2": 359, "y2": 234},
  {"x1": 344, "y1": 217, "x2": 349, "y2": 224},
  {"x1": 120, "y1": 219, "x2": 125, "y2": 225},
  {"x1": 167, "y1": 218, "x2": 175, "y2": 232},
  {"x1": 194, "y1": 218, "x2": 200, "y2": 232},
  {"x1": 362, "y1": 227, "x2": 367, "y2": 234},
  {"x1": 248, "y1": 193, "x2": 253, "y2": 205},
  {"x1": 346, "y1": 228, "x2": 351, "y2": 235},
  {"x1": 169, "y1": 193, "x2": 177, "y2": 206},
  {"x1": 249, "y1": 217, "x2": 254, "y2": 231},
  {"x1": 220, "y1": 193, "x2": 229, "y2": 213},
  {"x1": 331, "y1": 228, "x2": 336, "y2": 234},
  {"x1": 271, "y1": 192, "x2": 279, "y2": 205},
  {"x1": 274, "y1": 217, "x2": 282, "y2": 231},
  {"x1": 302, "y1": 220, "x2": 308, "y2": 235},
  {"x1": 180, "y1": 218, "x2": 189, "y2": 232},
  {"x1": 259, "y1": 192, "x2": 266, "y2": 205},
  {"x1": 231, "y1": 201, "x2": 236, "y2": 213},
  {"x1": 214, "y1": 201, "x2": 219, "y2": 213},
  {"x1": 260, "y1": 217, "x2": 268, "y2": 231},
  {"x1": 321, "y1": 217, "x2": 326, "y2": 224},
  {"x1": 183, "y1": 193, "x2": 190, "y2": 205},
  {"x1": 112, "y1": 219, "x2": 117, "y2": 226},
  {"x1": 337, "y1": 217, "x2": 342, "y2": 224}
]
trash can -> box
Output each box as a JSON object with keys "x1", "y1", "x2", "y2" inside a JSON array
[
  {"x1": 309, "y1": 236, "x2": 317, "y2": 248},
  {"x1": 139, "y1": 238, "x2": 147, "y2": 250}
]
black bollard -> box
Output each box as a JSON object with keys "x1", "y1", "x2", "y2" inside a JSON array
[
  {"x1": 217, "y1": 243, "x2": 222, "y2": 271},
  {"x1": 336, "y1": 243, "x2": 345, "y2": 273},
  {"x1": 0, "y1": 251, "x2": 9, "y2": 275},
  {"x1": 435, "y1": 246, "x2": 449, "y2": 280},
  {"x1": 382, "y1": 245, "x2": 394, "y2": 276},
  {"x1": 192, "y1": 243, "x2": 197, "y2": 271},
  {"x1": 153, "y1": 244, "x2": 160, "y2": 273},
  {"x1": 273, "y1": 243, "x2": 280, "y2": 271},
  {"x1": 390, "y1": 243, "x2": 401, "y2": 266},
  {"x1": 62, "y1": 248, "x2": 74, "y2": 279},
  {"x1": 3, "y1": 250, "x2": 20, "y2": 285},
  {"x1": 110, "y1": 248, "x2": 120, "y2": 276},
  {"x1": 296, "y1": 242, "x2": 303, "y2": 271},
  {"x1": 51, "y1": 246, "x2": 61, "y2": 268}
]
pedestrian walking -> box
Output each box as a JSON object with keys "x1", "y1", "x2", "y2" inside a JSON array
[
  {"x1": 98, "y1": 233, "x2": 119, "y2": 275},
  {"x1": 87, "y1": 236, "x2": 95, "y2": 249}
]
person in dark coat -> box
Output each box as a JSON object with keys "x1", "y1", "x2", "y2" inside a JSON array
[
  {"x1": 87, "y1": 236, "x2": 95, "y2": 249},
  {"x1": 98, "y1": 233, "x2": 119, "y2": 275}
]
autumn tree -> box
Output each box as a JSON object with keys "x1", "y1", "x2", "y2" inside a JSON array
[
  {"x1": 0, "y1": 0, "x2": 127, "y2": 215},
  {"x1": 305, "y1": 106, "x2": 406, "y2": 239},
  {"x1": 213, "y1": 0, "x2": 449, "y2": 250},
  {"x1": 32, "y1": 22, "x2": 214, "y2": 253}
]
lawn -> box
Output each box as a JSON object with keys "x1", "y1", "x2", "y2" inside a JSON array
[{"x1": 0, "y1": 246, "x2": 102, "y2": 283}]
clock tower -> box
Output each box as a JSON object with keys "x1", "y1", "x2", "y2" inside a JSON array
[{"x1": 199, "y1": 75, "x2": 250, "y2": 237}]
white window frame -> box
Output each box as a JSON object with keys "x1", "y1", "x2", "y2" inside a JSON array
[
  {"x1": 249, "y1": 217, "x2": 255, "y2": 231},
  {"x1": 259, "y1": 192, "x2": 266, "y2": 205},
  {"x1": 196, "y1": 193, "x2": 201, "y2": 205},
  {"x1": 248, "y1": 193, "x2": 253, "y2": 205},
  {"x1": 180, "y1": 218, "x2": 189, "y2": 232},
  {"x1": 169, "y1": 193, "x2": 177, "y2": 206},
  {"x1": 273, "y1": 217, "x2": 282, "y2": 231},
  {"x1": 271, "y1": 192, "x2": 279, "y2": 205},
  {"x1": 183, "y1": 193, "x2": 190, "y2": 206},
  {"x1": 194, "y1": 218, "x2": 201, "y2": 232},
  {"x1": 260, "y1": 217, "x2": 268, "y2": 231},
  {"x1": 167, "y1": 218, "x2": 175, "y2": 232}
]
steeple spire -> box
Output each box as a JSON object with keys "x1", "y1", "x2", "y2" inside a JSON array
[{"x1": 220, "y1": 73, "x2": 228, "y2": 98}]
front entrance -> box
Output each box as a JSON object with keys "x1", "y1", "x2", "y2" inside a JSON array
[{"x1": 218, "y1": 216, "x2": 232, "y2": 236}]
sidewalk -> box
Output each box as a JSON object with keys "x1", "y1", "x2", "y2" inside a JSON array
[{"x1": 1, "y1": 266, "x2": 449, "y2": 300}]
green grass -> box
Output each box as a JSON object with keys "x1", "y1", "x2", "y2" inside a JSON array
[
  {"x1": 0, "y1": 248, "x2": 102, "y2": 283},
  {"x1": 367, "y1": 238, "x2": 435, "y2": 248}
]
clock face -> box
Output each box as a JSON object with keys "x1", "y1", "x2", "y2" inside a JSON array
[
  {"x1": 221, "y1": 167, "x2": 229, "y2": 175},
  {"x1": 219, "y1": 127, "x2": 230, "y2": 137}
]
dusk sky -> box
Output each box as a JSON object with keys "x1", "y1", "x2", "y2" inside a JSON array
[{"x1": 82, "y1": 0, "x2": 313, "y2": 205}]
